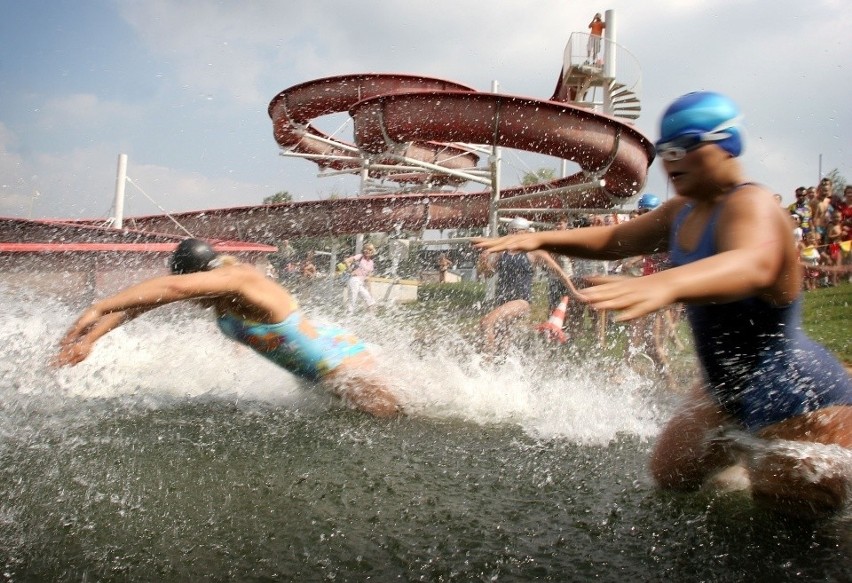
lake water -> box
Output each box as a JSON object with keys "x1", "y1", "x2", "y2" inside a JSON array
[{"x1": 1, "y1": 289, "x2": 849, "y2": 581}]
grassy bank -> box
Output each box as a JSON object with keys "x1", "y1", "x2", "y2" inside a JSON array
[
  {"x1": 411, "y1": 280, "x2": 851, "y2": 365},
  {"x1": 801, "y1": 282, "x2": 851, "y2": 364}
]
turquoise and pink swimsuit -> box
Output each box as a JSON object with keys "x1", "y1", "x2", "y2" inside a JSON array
[
  {"x1": 670, "y1": 197, "x2": 852, "y2": 430},
  {"x1": 217, "y1": 305, "x2": 368, "y2": 381}
]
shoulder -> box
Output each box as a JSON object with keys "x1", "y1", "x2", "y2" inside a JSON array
[
  {"x1": 652, "y1": 196, "x2": 690, "y2": 225},
  {"x1": 723, "y1": 184, "x2": 777, "y2": 211},
  {"x1": 217, "y1": 263, "x2": 268, "y2": 284},
  {"x1": 718, "y1": 185, "x2": 783, "y2": 224},
  {"x1": 719, "y1": 185, "x2": 796, "y2": 242}
]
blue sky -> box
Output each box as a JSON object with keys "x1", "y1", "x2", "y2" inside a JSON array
[{"x1": 1, "y1": 0, "x2": 850, "y2": 220}]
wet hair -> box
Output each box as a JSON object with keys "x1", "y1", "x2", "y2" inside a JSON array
[
  {"x1": 657, "y1": 91, "x2": 744, "y2": 157},
  {"x1": 169, "y1": 238, "x2": 221, "y2": 274}
]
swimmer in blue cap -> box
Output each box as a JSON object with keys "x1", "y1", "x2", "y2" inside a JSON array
[
  {"x1": 475, "y1": 92, "x2": 852, "y2": 518},
  {"x1": 54, "y1": 239, "x2": 401, "y2": 418}
]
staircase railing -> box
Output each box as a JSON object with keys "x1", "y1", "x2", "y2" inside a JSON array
[{"x1": 562, "y1": 32, "x2": 642, "y2": 102}]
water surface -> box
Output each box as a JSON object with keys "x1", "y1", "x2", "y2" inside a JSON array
[{"x1": 1, "y1": 291, "x2": 849, "y2": 581}]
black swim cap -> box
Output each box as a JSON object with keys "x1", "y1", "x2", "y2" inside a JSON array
[{"x1": 169, "y1": 238, "x2": 220, "y2": 274}]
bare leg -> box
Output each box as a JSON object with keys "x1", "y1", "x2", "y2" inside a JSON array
[
  {"x1": 339, "y1": 375, "x2": 401, "y2": 418},
  {"x1": 650, "y1": 385, "x2": 738, "y2": 490},
  {"x1": 324, "y1": 359, "x2": 402, "y2": 418},
  {"x1": 479, "y1": 300, "x2": 531, "y2": 359},
  {"x1": 665, "y1": 306, "x2": 685, "y2": 350},
  {"x1": 649, "y1": 312, "x2": 676, "y2": 390},
  {"x1": 749, "y1": 406, "x2": 852, "y2": 517}
]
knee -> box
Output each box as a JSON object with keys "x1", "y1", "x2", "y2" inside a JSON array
[
  {"x1": 749, "y1": 451, "x2": 850, "y2": 518},
  {"x1": 649, "y1": 429, "x2": 730, "y2": 491},
  {"x1": 649, "y1": 449, "x2": 705, "y2": 491}
]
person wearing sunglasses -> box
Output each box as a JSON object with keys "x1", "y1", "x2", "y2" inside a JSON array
[
  {"x1": 474, "y1": 91, "x2": 852, "y2": 518},
  {"x1": 53, "y1": 239, "x2": 402, "y2": 418},
  {"x1": 787, "y1": 186, "x2": 812, "y2": 237}
]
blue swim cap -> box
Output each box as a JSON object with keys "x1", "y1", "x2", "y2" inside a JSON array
[
  {"x1": 637, "y1": 193, "x2": 660, "y2": 210},
  {"x1": 657, "y1": 92, "x2": 744, "y2": 157}
]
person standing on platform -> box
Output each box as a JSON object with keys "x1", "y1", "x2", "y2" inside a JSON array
[{"x1": 587, "y1": 12, "x2": 606, "y2": 64}]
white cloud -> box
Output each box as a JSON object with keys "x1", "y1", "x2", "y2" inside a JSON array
[
  {"x1": 0, "y1": 124, "x2": 33, "y2": 217},
  {"x1": 2, "y1": 0, "x2": 850, "y2": 220},
  {"x1": 36, "y1": 93, "x2": 143, "y2": 132}
]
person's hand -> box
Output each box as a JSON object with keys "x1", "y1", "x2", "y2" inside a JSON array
[
  {"x1": 52, "y1": 338, "x2": 94, "y2": 367},
  {"x1": 64, "y1": 307, "x2": 101, "y2": 341},
  {"x1": 472, "y1": 233, "x2": 541, "y2": 254},
  {"x1": 579, "y1": 274, "x2": 676, "y2": 321},
  {"x1": 51, "y1": 307, "x2": 101, "y2": 367}
]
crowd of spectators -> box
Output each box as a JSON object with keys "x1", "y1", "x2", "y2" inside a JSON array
[{"x1": 786, "y1": 179, "x2": 852, "y2": 289}]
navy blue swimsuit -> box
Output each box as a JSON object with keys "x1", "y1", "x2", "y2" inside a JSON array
[
  {"x1": 495, "y1": 252, "x2": 533, "y2": 304},
  {"x1": 669, "y1": 200, "x2": 852, "y2": 430}
]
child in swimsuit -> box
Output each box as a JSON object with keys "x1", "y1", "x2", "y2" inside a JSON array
[
  {"x1": 799, "y1": 232, "x2": 822, "y2": 290},
  {"x1": 475, "y1": 92, "x2": 852, "y2": 518},
  {"x1": 54, "y1": 239, "x2": 401, "y2": 418}
]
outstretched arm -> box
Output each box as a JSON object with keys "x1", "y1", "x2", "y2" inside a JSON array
[
  {"x1": 53, "y1": 269, "x2": 243, "y2": 367},
  {"x1": 531, "y1": 251, "x2": 582, "y2": 299},
  {"x1": 53, "y1": 265, "x2": 295, "y2": 366},
  {"x1": 53, "y1": 308, "x2": 145, "y2": 366},
  {"x1": 473, "y1": 203, "x2": 675, "y2": 259},
  {"x1": 580, "y1": 188, "x2": 797, "y2": 320},
  {"x1": 52, "y1": 274, "x2": 202, "y2": 367}
]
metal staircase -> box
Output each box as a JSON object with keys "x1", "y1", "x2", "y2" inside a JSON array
[
  {"x1": 552, "y1": 32, "x2": 643, "y2": 123},
  {"x1": 608, "y1": 80, "x2": 641, "y2": 120}
]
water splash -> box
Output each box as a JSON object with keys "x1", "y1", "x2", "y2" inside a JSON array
[
  {"x1": 2, "y1": 290, "x2": 851, "y2": 579},
  {"x1": 2, "y1": 290, "x2": 664, "y2": 445}
]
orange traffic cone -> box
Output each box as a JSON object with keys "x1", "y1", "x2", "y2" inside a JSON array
[{"x1": 536, "y1": 296, "x2": 569, "y2": 344}]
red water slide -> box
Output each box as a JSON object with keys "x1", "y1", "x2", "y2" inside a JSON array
[
  {"x1": 121, "y1": 73, "x2": 654, "y2": 241},
  {"x1": 269, "y1": 74, "x2": 481, "y2": 185}
]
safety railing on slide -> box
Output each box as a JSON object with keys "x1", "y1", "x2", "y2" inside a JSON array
[{"x1": 560, "y1": 33, "x2": 642, "y2": 121}]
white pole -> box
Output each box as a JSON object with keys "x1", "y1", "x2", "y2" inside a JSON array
[
  {"x1": 488, "y1": 80, "x2": 502, "y2": 238},
  {"x1": 485, "y1": 80, "x2": 502, "y2": 302},
  {"x1": 603, "y1": 9, "x2": 617, "y2": 79},
  {"x1": 113, "y1": 153, "x2": 127, "y2": 229}
]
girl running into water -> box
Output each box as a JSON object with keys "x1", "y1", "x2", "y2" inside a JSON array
[{"x1": 475, "y1": 92, "x2": 852, "y2": 518}]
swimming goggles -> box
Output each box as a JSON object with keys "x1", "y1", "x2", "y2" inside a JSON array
[{"x1": 655, "y1": 116, "x2": 742, "y2": 162}]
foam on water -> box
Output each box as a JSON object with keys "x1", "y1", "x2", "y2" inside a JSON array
[{"x1": 3, "y1": 289, "x2": 852, "y2": 580}]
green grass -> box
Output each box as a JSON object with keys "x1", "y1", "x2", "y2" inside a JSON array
[
  {"x1": 409, "y1": 280, "x2": 851, "y2": 365},
  {"x1": 801, "y1": 282, "x2": 851, "y2": 364}
]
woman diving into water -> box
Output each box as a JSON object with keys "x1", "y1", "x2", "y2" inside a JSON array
[{"x1": 54, "y1": 239, "x2": 401, "y2": 418}]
